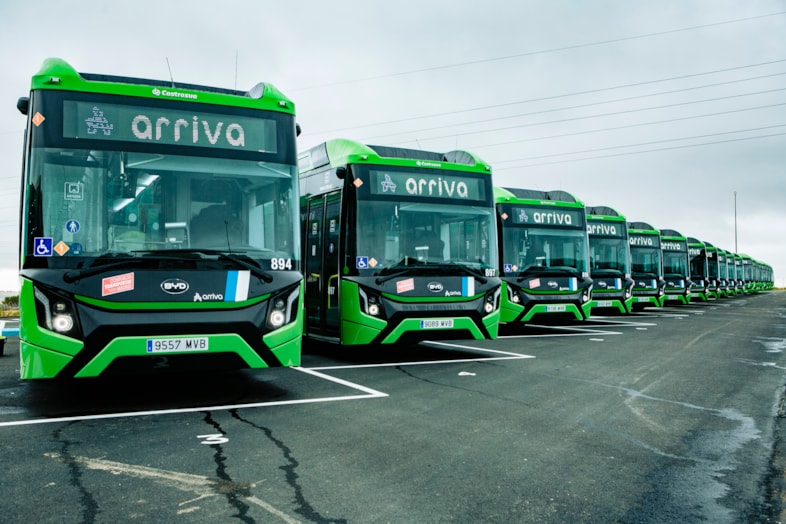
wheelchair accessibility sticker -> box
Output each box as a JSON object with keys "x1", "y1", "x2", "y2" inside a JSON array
[{"x1": 34, "y1": 237, "x2": 53, "y2": 257}]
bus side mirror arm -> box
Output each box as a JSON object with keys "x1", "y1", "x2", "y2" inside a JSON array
[{"x1": 17, "y1": 97, "x2": 29, "y2": 116}]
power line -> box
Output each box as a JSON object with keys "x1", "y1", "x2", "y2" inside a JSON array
[
  {"x1": 494, "y1": 130, "x2": 786, "y2": 169},
  {"x1": 464, "y1": 102, "x2": 786, "y2": 150},
  {"x1": 311, "y1": 58, "x2": 786, "y2": 134},
  {"x1": 386, "y1": 87, "x2": 786, "y2": 145},
  {"x1": 293, "y1": 11, "x2": 786, "y2": 92},
  {"x1": 361, "y1": 72, "x2": 786, "y2": 142},
  {"x1": 494, "y1": 123, "x2": 786, "y2": 163}
]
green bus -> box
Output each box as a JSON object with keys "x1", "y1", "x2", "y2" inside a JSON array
[
  {"x1": 495, "y1": 188, "x2": 592, "y2": 323},
  {"x1": 585, "y1": 206, "x2": 634, "y2": 314},
  {"x1": 687, "y1": 237, "x2": 709, "y2": 301},
  {"x1": 298, "y1": 140, "x2": 501, "y2": 345},
  {"x1": 627, "y1": 221, "x2": 665, "y2": 310},
  {"x1": 739, "y1": 253, "x2": 754, "y2": 293},
  {"x1": 16, "y1": 58, "x2": 303, "y2": 379},
  {"x1": 716, "y1": 248, "x2": 731, "y2": 298},
  {"x1": 729, "y1": 252, "x2": 745, "y2": 296},
  {"x1": 703, "y1": 241, "x2": 720, "y2": 299},
  {"x1": 659, "y1": 229, "x2": 692, "y2": 305}
]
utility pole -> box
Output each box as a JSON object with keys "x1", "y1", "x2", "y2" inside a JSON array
[{"x1": 734, "y1": 191, "x2": 738, "y2": 253}]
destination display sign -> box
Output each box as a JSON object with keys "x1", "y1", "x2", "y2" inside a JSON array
[
  {"x1": 587, "y1": 222, "x2": 624, "y2": 237},
  {"x1": 368, "y1": 169, "x2": 485, "y2": 200},
  {"x1": 62, "y1": 100, "x2": 277, "y2": 153},
  {"x1": 662, "y1": 241, "x2": 686, "y2": 252},
  {"x1": 629, "y1": 234, "x2": 659, "y2": 247},
  {"x1": 508, "y1": 205, "x2": 584, "y2": 228}
]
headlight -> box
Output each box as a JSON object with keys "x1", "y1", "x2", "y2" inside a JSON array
[
  {"x1": 359, "y1": 287, "x2": 386, "y2": 319},
  {"x1": 34, "y1": 285, "x2": 81, "y2": 337},
  {"x1": 266, "y1": 286, "x2": 299, "y2": 331}
]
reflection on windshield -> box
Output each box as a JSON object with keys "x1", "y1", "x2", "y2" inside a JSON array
[
  {"x1": 31, "y1": 149, "x2": 299, "y2": 266},
  {"x1": 355, "y1": 200, "x2": 496, "y2": 273},
  {"x1": 630, "y1": 247, "x2": 661, "y2": 275},
  {"x1": 500, "y1": 226, "x2": 588, "y2": 276},
  {"x1": 663, "y1": 251, "x2": 689, "y2": 276},
  {"x1": 589, "y1": 236, "x2": 630, "y2": 274}
]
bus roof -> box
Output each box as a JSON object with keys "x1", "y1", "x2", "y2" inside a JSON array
[
  {"x1": 299, "y1": 138, "x2": 491, "y2": 173},
  {"x1": 659, "y1": 228, "x2": 686, "y2": 238},
  {"x1": 494, "y1": 186, "x2": 582, "y2": 205},
  {"x1": 627, "y1": 221, "x2": 658, "y2": 232},
  {"x1": 586, "y1": 205, "x2": 625, "y2": 219},
  {"x1": 26, "y1": 57, "x2": 293, "y2": 112}
]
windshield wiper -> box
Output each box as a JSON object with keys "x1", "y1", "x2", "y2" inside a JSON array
[
  {"x1": 218, "y1": 253, "x2": 274, "y2": 283},
  {"x1": 135, "y1": 249, "x2": 274, "y2": 283},
  {"x1": 63, "y1": 257, "x2": 147, "y2": 283},
  {"x1": 375, "y1": 260, "x2": 488, "y2": 285},
  {"x1": 444, "y1": 262, "x2": 488, "y2": 284},
  {"x1": 375, "y1": 258, "x2": 423, "y2": 284},
  {"x1": 516, "y1": 265, "x2": 579, "y2": 282}
]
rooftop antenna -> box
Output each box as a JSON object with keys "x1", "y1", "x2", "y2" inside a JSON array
[
  {"x1": 165, "y1": 57, "x2": 175, "y2": 87},
  {"x1": 234, "y1": 50, "x2": 239, "y2": 90}
]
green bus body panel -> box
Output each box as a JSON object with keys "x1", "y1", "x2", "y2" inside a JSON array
[
  {"x1": 76, "y1": 294, "x2": 268, "y2": 310},
  {"x1": 20, "y1": 342, "x2": 73, "y2": 379},
  {"x1": 75, "y1": 334, "x2": 267, "y2": 378},
  {"x1": 31, "y1": 58, "x2": 294, "y2": 113},
  {"x1": 19, "y1": 278, "x2": 84, "y2": 357},
  {"x1": 263, "y1": 282, "x2": 305, "y2": 366},
  {"x1": 340, "y1": 281, "x2": 387, "y2": 345},
  {"x1": 338, "y1": 280, "x2": 498, "y2": 345},
  {"x1": 590, "y1": 297, "x2": 634, "y2": 314},
  {"x1": 499, "y1": 283, "x2": 590, "y2": 323},
  {"x1": 18, "y1": 278, "x2": 303, "y2": 378},
  {"x1": 381, "y1": 318, "x2": 485, "y2": 344}
]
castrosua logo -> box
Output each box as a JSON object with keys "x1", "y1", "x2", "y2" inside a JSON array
[{"x1": 151, "y1": 87, "x2": 198, "y2": 100}]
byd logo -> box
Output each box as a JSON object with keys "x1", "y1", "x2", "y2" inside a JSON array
[
  {"x1": 161, "y1": 278, "x2": 190, "y2": 294},
  {"x1": 427, "y1": 282, "x2": 444, "y2": 292}
]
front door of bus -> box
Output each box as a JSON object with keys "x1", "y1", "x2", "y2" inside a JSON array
[{"x1": 305, "y1": 194, "x2": 340, "y2": 338}]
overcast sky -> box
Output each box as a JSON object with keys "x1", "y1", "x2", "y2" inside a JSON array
[{"x1": 1, "y1": 1, "x2": 784, "y2": 290}]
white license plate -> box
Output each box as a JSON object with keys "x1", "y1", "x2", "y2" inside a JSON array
[
  {"x1": 147, "y1": 337, "x2": 209, "y2": 353},
  {"x1": 546, "y1": 304, "x2": 567, "y2": 312},
  {"x1": 637, "y1": 297, "x2": 650, "y2": 302},
  {"x1": 420, "y1": 319, "x2": 454, "y2": 329},
  {"x1": 595, "y1": 300, "x2": 613, "y2": 307}
]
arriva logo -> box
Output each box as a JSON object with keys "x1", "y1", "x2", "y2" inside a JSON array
[
  {"x1": 533, "y1": 211, "x2": 573, "y2": 225},
  {"x1": 131, "y1": 114, "x2": 245, "y2": 147},
  {"x1": 405, "y1": 176, "x2": 469, "y2": 198},
  {"x1": 160, "y1": 278, "x2": 189, "y2": 294},
  {"x1": 630, "y1": 236, "x2": 655, "y2": 246},
  {"x1": 587, "y1": 223, "x2": 619, "y2": 235}
]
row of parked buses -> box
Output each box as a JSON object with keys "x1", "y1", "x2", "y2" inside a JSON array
[{"x1": 13, "y1": 59, "x2": 774, "y2": 379}]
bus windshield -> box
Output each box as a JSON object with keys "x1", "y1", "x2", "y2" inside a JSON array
[
  {"x1": 356, "y1": 199, "x2": 496, "y2": 272},
  {"x1": 589, "y1": 235, "x2": 630, "y2": 275},
  {"x1": 27, "y1": 148, "x2": 298, "y2": 268},
  {"x1": 630, "y1": 246, "x2": 661, "y2": 276},
  {"x1": 501, "y1": 226, "x2": 588, "y2": 276},
  {"x1": 23, "y1": 91, "x2": 299, "y2": 271},
  {"x1": 663, "y1": 250, "x2": 689, "y2": 276}
]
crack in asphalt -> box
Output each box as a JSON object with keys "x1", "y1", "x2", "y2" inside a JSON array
[{"x1": 230, "y1": 409, "x2": 347, "y2": 523}]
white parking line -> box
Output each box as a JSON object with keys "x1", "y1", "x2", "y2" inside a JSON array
[
  {"x1": 0, "y1": 368, "x2": 387, "y2": 428},
  {"x1": 309, "y1": 341, "x2": 535, "y2": 371}
]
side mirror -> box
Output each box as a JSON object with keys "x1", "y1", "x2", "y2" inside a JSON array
[
  {"x1": 335, "y1": 166, "x2": 347, "y2": 179},
  {"x1": 17, "y1": 97, "x2": 29, "y2": 116}
]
